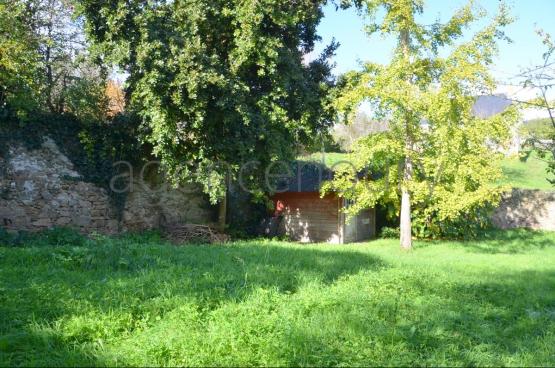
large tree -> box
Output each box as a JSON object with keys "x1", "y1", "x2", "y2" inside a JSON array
[
  {"x1": 77, "y1": 0, "x2": 336, "y2": 229},
  {"x1": 325, "y1": 0, "x2": 517, "y2": 248}
]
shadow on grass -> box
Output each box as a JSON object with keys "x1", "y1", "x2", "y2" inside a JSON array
[
  {"x1": 280, "y1": 269, "x2": 555, "y2": 366},
  {"x1": 413, "y1": 229, "x2": 555, "y2": 254},
  {"x1": 461, "y1": 228, "x2": 555, "y2": 254},
  {"x1": 0, "y1": 241, "x2": 385, "y2": 365},
  {"x1": 0, "y1": 329, "x2": 106, "y2": 367},
  {"x1": 501, "y1": 166, "x2": 527, "y2": 183}
]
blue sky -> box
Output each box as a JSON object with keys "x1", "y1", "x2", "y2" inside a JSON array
[{"x1": 314, "y1": 0, "x2": 555, "y2": 83}]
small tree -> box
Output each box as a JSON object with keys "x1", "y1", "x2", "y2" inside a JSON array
[
  {"x1": 325, "y1": 0, "x2": 517, "y2": 248},
  {"x1": 518, "y1": 30, "x2": 554, "y2": 185}
]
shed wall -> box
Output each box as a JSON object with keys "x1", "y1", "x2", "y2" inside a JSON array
[
  {"x1": 342, "y1": 207, "x2": 377, "y2": 243},
  {"x1": 273, "y1": 192, "x2": 341, "y2": 243}
]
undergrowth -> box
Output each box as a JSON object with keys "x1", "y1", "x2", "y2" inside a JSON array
[{"x1": 0, "y1": 228, "x2": 554, "y2": 366}]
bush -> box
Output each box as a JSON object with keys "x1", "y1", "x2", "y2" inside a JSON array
[
  {"x1": 0, "y1": 227, "x2": 87, "y2": 248},
  {"x1": 0, "y1": 228, "x2": 36, "y2": 247},
  {"x1": 33, "y1": 227, "x2": 87, "y2": 247},
  {"x1": 380, "y1": 227, "x2": 400, "y2": 239},
  {"x1": 0, "y1": 227, "x2": 15, "y2": 245},
  {"x1": 411, "y1": 204, "x2": 495, "y2": 240}
]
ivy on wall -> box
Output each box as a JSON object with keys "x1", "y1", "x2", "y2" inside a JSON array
[{"x1": 0, "y1": 112, "x2": 149, "y2": 218}]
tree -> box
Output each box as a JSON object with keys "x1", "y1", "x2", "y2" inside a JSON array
[
  {"x1": 0, "y1": 0, "x2": 43, "y2": 118},
  {"x1": 76, "y1": 0, "x2": 336, "y2": 230},
  {"x1": 1, "y1": 0, "x2": 108, "y2": 121},
  {"x1": 24, "y1": 0, "x2": 108, "y2": 118},
  {"x1": 324, "y1": 0, "x2": 517, "y2": 248},
  {"x1": 517, "y1": 31, "x2": 554, "y2": 185}
]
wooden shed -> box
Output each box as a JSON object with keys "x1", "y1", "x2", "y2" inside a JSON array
[{"x1": 269, "y1": 163, "x2": 376, "y2": 244}]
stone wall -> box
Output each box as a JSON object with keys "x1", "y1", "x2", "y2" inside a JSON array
[
  {"x1": 492, "y1": 189, "x2": 555, "y2": 231},
  {"x1": 0, "y1": 138, "x2": 213, "y2": 234}
]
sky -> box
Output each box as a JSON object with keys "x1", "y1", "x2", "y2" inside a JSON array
[
  {"x1": 314, "y1": 0, "x2": 555, "y2": 79},
  {"x1": 311, "y1": 0, "x2": 555, "y2": 118}
]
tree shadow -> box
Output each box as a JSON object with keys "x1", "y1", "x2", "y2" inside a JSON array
[
  {"x1": 491, "y1": 189, "x2": 555, "y2": 231},
  {"x1": 0, "y1": 328, "x2": 106, "y2": 367},
  {"x1": 279, "y1": 269, "x2": 555, "y2": 366},
  {"x1": 460, "y1": 228, "x2": 555, "y2": 254},
  {"x1": 0, "y1": 241, "x2": 386, "y2": 365},
  {"x1": 412, "y1": 229, "x2": 555, "y2": 254}
]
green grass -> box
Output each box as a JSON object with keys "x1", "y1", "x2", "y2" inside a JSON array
[
  {"x1": 499, "y1": 153, "x2": 554, "y2": 191},
  {"x1": 1, "y1": 229, "x2": 555, "y2": 366}
]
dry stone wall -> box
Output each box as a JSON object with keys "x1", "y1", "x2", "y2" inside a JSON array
[
  {"x1": 0, "y1": 138, "x2": 213, "y2": 234},
  {"x1": 492, "y1": 189, "x2": 555, "y2": 231}
]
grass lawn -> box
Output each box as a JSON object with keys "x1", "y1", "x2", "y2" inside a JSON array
[
  {"x1": 499, "y1": 153, "x2": 554, "y2": 191},
  {"x1": 1, "y1": 230, "x2": 555, "y2": 366}
]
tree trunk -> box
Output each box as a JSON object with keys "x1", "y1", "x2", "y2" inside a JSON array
[
  {"x1": 400, "y1": 157, "x2": 413, "y2": 250},
  {"x1": 217, "y1": 189, "x2": 227, "y2": 233},
  {"x1": 399, "y1": 29, "x2": 413, "y2": 250}
]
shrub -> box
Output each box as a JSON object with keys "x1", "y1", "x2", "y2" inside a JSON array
[
  {"x1": 0, "y1": 227, "x2": 88, "y2": 248},
  {"x1": 0, "y1": 227, "x2": 15, "y2": 246},
  {"x1": 411, "y1": 204, "x2": 495, "y2": 240},
  {"x1": 380, "y1": 227, "x2": 400, "y2": 239},
  {"x1": 33, "y1": 227, "x2": 87, "y2": 247}
]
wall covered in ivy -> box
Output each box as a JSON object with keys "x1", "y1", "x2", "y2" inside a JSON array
[{"x1": 0, "y1": 138, "x2": 214, "y2": 234}]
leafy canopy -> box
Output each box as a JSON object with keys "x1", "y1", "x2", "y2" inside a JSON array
[
  {"x1": 77, "y1": 0, "x2": 336, "y2": 202},
  {"x1": 325, "y1": 0, "x2": 518, "y2": 238}
]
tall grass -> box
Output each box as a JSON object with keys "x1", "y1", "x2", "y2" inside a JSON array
[{"x1": 1, "y1": 228, "x2": 555, "y2": 366}]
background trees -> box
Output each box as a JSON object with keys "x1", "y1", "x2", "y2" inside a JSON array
[
  {"x1": 325, "y1": 0, "x2": 517, "y2": 248},
  {"x1": 0, "y1": 0, "x2": 43, "y2": 118},
  {"x1": 0, "y1": 0, "x2": 108, "y2": 121}
]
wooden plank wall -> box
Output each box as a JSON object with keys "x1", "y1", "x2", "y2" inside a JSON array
[{"x1": 273, "y1": 192, "x2": 341, "y2": 243}]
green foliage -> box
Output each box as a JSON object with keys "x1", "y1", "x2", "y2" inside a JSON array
[
  {"x1": 0, "y1": 227, "x2": 87, "y2": 248},
  {"x1": 0, "y1": 0, "x2": 109, "y2": 120},
  {"x1": 0, "y1": 228, "x2": 14, "y2": 246},
  {"x1": 31, "y1": 227, "x2": 88, "y2": 247},
  {"x1": 379, "y1": 226, "x2": 399, "y2": 238},
  {"x1": 0, "y1": 0, "x2": 43, "y2": 119},
  {"x1": 1, "y1": 230, "x2": 555, "y2": 365},
  {"x1": 60, "y1": 67, "x2": 109, "y2": 124},
  {"x1": 412, "y1": 204, "x2": 495, "y2": 239},
  {"x1": 76, "y1": 0, "x2": 336, "y2": 203},
  {"x1": 324, "y1": 0, "x2": 518, "y2": 239},
  {"x1": 517, "y1": 31, "x2": 555, "y2": 186},
  {"x1": 0, "y1": 111, "x2": 147, "y2": 214},
  {"x1": 520, "y1": 118, "x2": 555, "y2": 140}
]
